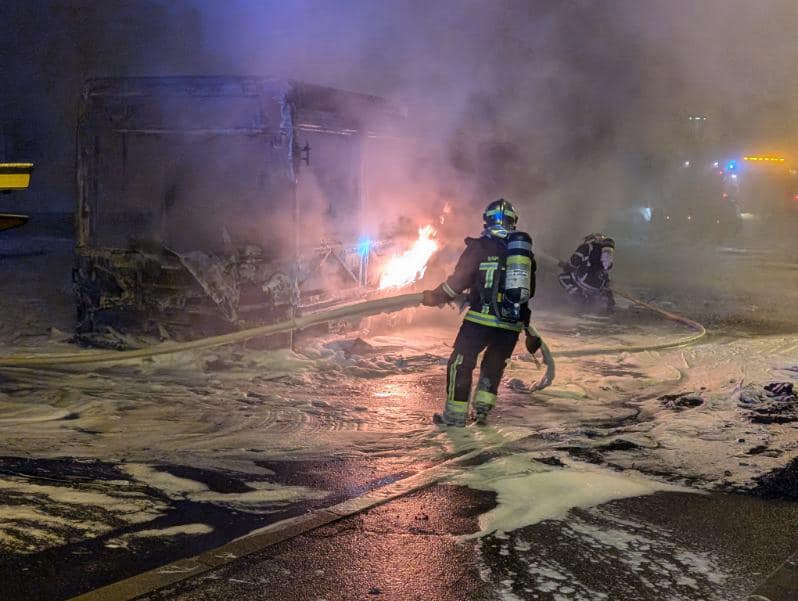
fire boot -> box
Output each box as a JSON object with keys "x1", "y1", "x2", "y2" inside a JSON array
[
  {"x1": 473, "y1": 389, "x2": 497, "y2": 426},
  {"x1": 432, "y1": 399, "x2": 468, "y2": 427}
]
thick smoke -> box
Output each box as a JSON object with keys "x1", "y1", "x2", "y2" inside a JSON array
[
  {"x1": 196, "y1": 0, "x2": 651, "y2": 248},
  {"x1": 2, "y1": 0, "x2": 797, "y2": 308},
  {"x1": 189, "y1": 1, "x2": 798, "y2": 240}
]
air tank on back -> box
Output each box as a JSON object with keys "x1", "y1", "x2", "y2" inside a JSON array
[{"x1": 500, "y1": 231, "x2": 533, "y2": 322}]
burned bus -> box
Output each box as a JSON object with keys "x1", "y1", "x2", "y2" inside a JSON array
[{"x1": 74, "y1": 76, "x2": 406, "y2": 341}]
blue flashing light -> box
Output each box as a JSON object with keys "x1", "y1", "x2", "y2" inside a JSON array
[
  {"x1": 727, "y1": 160, "x2": 736, "y2": 171},
  {"x1": 357, "y1": 237, "x2": 372, "y2": 258}
]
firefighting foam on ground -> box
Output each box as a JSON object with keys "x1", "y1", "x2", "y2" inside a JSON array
[{"x1": 1, "y1": 2, "x2": 798, "y2": 601}]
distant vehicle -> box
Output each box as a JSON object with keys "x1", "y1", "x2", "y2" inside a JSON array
[
  {"x1": 659, "y1": 159, "x2": 741, "y2": 239},
  {"x1": 74, "y1": 76, "x2": 406, "y2": 341},
  {"x1": 732, "y1": 155, "x2": 798, "y2": 237},
  {"x1": 608, "y1": 157, "x2": 741, "y2": 244}
]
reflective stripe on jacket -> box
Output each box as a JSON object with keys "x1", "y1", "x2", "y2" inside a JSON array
[{"x1": 443, "y1": 234, "x2": 535, "y2": 329}]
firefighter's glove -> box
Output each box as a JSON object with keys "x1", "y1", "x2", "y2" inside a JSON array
[
  {"x1": 525, "y1": 332, "x2": 543, "y2": 355},
  {"x1": 421, "y1": 286, "x2": 449, "y2": 307}
]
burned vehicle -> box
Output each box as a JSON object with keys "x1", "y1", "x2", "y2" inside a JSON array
[{"x1": 74, "y1": 77, "x2": 405, "y2": 341}]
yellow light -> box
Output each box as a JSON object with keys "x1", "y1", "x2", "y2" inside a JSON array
[
  {"x1": 743, "y1": 156, "x2": 786, "y2": 162},
  {"x1": 0, "y1": 163, "x2": 34, "y2": 191}
]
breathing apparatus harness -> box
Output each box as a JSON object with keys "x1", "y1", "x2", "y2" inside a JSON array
[
  {"x1": 478, "y1": 230, "x2": 534, "y2": 324},
  {"x1": 476, "y1": 199, "x2": 535, "y2": 324}
]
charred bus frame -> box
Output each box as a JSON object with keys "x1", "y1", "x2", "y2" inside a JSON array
[{"x1": 74, "y1": 76, "x2": 405, "y2": 340}]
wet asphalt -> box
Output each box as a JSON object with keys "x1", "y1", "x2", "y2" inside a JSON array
[
  {"x1": 0, "y1": 453, "x2": 432, "y2": 601},
  {"x1": 1, "y1": 418, "x2": 797, "y2": 600},
  {"x1": 1, "y1": 229, "x2": 797, "y2": 600},
  {"x1": 140, "y1": 485, "x2": 495, "y2": 601},
  {"x1": 136, "y1": 484, "x2": 798, "y2": 601}
]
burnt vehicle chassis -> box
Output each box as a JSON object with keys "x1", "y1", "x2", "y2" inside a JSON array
[{"x1": 74, "y1": 77, "x2": 404, "y2": 341}]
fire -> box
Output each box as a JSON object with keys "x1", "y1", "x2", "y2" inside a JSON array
[{"x1": 379, "y1": 225, "x2": 439, "y2": 289}]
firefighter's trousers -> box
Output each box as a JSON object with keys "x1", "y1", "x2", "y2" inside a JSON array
[
  {"x1": 558, "y1": 272, "x2": 615, "y2": 312},
  {"x1": 444, "y1": 320, "x2": 520, "y2": 423}
]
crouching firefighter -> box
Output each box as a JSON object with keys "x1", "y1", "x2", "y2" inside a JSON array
[
  {"x1": 558, "y1": 233, "x2": 616, "y2": 314},
  {"x1": 421, "y1": 199, "x2": 541, "y2": 426}
]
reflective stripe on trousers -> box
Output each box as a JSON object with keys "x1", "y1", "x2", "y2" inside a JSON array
[{"x1": 443, "y1": 320, "x2": 520, "y2": 416}]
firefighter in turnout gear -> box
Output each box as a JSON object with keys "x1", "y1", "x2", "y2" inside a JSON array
[
  {"x1": 558, "y1": 233, "x2": 616, "y2": 313},
  {"x1": 421, "y1": 199, "x2": 540, "y2": 426}
]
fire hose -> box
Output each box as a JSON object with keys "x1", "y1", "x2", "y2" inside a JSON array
[
  {"x1": 533, "y1": 250, "x2": 706, "y2": 357},
  {"x1": 0, "y1": 294, "x2": 423, "y2": 368},
  {"x1": 0, "y1": 255, "x2": 705, "y2": 378},
  {"x1": 508, "y1": 250, "x2": 706, "y2": 391}
]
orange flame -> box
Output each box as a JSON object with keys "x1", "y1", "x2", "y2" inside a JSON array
[{"x1": 379, "y1": 225, "x2": 439, "y2": 289}]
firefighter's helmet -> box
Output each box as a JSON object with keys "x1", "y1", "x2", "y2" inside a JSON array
[
  {"x1": 583, "y1": 232, "x2": 615, "y2": 248},
  {"x1": 483, "y1": 198, "x2": 518, "y2": 238},
  {"x1": 583, "y1": 233, "x2": 616, "y2": 270}
]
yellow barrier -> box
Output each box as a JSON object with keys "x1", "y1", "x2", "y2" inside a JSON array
[{"x1": 0, "y1": 163, "x2": 34, "y2": 191}]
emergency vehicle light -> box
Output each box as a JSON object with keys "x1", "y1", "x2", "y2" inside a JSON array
[{"x1": 743, "y1": 156, "x2": 785, "y2": 162}]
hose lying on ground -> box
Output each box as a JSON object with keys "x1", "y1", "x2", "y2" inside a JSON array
[
  {"x1": 534, "y1": 250, "x2": 706, "y2": 359},
  {"x1": 524, "y1": 321, "x2": 555, "y2": 391},
  {"x1": 0, "y1": 251, "x2": 706, "y2": 370},
  {"x1": 0, "y1": 293, "x2": 423, "y2": 368}
]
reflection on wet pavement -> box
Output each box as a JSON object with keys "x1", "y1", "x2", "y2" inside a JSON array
[{"x1": 0, "y1": 312, "x2": 795, "y2": 599}]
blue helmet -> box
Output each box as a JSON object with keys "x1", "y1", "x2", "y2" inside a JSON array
[{"x1": 483, "y1": 198, "x2": 518, "y2": 238}]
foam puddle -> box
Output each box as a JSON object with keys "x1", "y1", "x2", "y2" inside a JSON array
[
  {"x1": 105, "y1": 523, "x2": 215, "y2": 549},
  {"x1": 478, "y1": 502, "x2": 734, "y2": 601},
  {"x1": 0, "y1": 476, "x2": 167, "y2": 553},
  {"x1": 454, "y1": 454, "x2": 721, "y2": 599},
  {"x1": 123, "y1": 464, "x2": 328, "y2": 512},
  {"x1": 0, "y1": 462, "x2": 327, "y2": 555},
  {"x1": 447, "y1": 453, "x2": 695, "y2": 537}
]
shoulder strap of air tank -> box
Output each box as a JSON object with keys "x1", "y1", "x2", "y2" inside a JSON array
[{"x1": 489, "y1": 238, "x2": 508, "y2": 318}]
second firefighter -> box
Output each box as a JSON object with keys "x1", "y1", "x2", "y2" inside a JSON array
[{"x1": 558, "y1": 233, "x2": 616, "y2": 314}]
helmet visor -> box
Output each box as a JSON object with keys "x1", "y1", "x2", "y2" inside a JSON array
[{"x1": 484, "y1": 205, "x2": 518, "y2": 230}]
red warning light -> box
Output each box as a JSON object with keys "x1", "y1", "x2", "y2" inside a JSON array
[{"x1": 722, "y1": 193, "x2": 729, "y2": 199}]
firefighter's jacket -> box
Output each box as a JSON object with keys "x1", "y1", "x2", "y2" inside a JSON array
[
  {"x1": 434, "y1": 234, "x2": 535, "y2": 332},
  {"x1": 562, "y1": 240, "x2": 610, "y2": 294}
]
